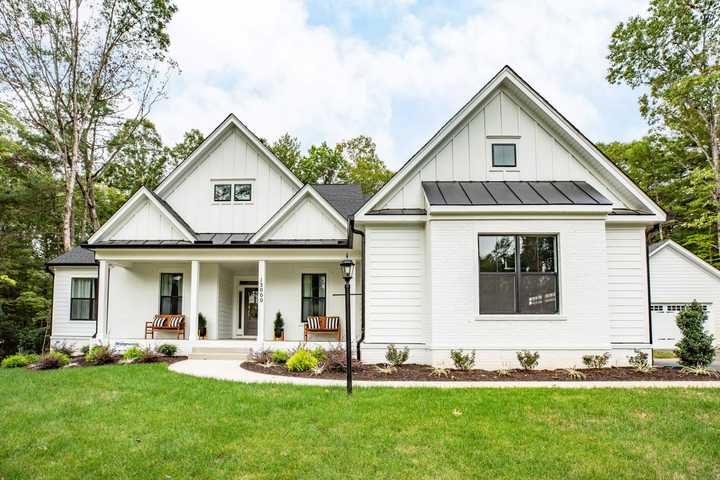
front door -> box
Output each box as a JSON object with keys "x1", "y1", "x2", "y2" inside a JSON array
[{"x1": 243, "y1": 288, "x2": 258, "y2": 336}]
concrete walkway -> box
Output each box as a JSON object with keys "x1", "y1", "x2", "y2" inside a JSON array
[{"x1": 169, "y1": 360, "x2": 720, "y2": 389}]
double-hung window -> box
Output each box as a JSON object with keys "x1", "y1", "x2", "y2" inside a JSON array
[
  {"x1": 478, "y1": 235, "x2": 558, "y2": 314},
  {"x1": 160, "y1": 273, "x2": 183, "y2": 315},
  {"x1": 70, "y1": 278, "x2": 97, "y2": 321},
  {"x1": 301, "y1": 274, "x2": 326, "y2": 322}
]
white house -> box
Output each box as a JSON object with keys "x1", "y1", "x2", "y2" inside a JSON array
[
  {"x1": 47, "y1": 66, "x2": 666, "y2": 368},
  {"x1": 648, "y1": 240, "x2": 720, "y2": 349}
]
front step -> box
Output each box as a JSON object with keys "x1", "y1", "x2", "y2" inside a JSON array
[{"x1": 189, "y1": 346, "x2": 251, "y2": 361}]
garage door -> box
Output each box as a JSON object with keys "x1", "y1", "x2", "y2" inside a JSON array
[{"x1": 651, "y1": 303, "x2": 711, "y2": 349}]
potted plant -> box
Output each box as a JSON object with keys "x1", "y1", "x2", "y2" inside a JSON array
[
  {"x1": 274, "y1": 311, "x2": 284, "y2": 340},
  {"x1": 198, "y1": 313, "x2": 207, "y2": 339}
]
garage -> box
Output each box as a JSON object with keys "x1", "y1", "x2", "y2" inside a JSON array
[{"x1": 648, "y1": 240, "x2": 720, "y2": 349}]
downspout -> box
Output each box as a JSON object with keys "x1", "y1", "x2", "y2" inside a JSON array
[
  {"x1": 645, "y1": 235, "x2": 653, "y2": 346},
  {"x1": 350, "y1": 220, "x2": 365, "y2": 361}
]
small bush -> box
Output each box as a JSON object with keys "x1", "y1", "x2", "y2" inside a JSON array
[
  {"x1": 80, "y1": 345, "x2": 90, "y2": 355},
  {"x1": 37, "y1": 351, "x2": 70, "y2": 369},
  {"x1": 385, "y1": 344, "x2": 409, "y2": 367},
  {"x1": 122, "y1": 346, "x2": 143, "y2": 361},
  {"x1": 137, "y1": 346, "x2": 160, "y2": 363},
  {"x1": 564, "y1": 368, "x2": 586, "y2": 380},
  {"x1": 627, "y1": 349, "x2": 649, "y2": 368},
  {"x1": 324, "y1": 345, "x2": 349, "y2": 372},
  {"x1": 157, "y1": 344, "x2": 177, "y2": 357},
  {"x1": 675, "y1": 301, "x2": 715, "y2": 367},
  {"x1": 680, "y1": 365, "x2": 719, "y2": 377},
  {"x1": 85, "y1": 345, "x2": 116, "y2": 365},
  {"x1": 249, "y1": 348, "x2": 273, "y2": 364},
  {"x1": 450, "y1": 349, "x2": 476, "y2": 370},
  {"x1": 517, "y1": 350, "x2": 540, "y2": 370},
  {"x1": 52, "y1": 342, "x2": 75, "y2": 357},
  {"x1": 310, "y1": 346, "x2": 326, "y2": 362},
  {"x1": 1, "y1": 354, "x2": 36, "y2": 368},
  {"x1": 272, "y1": 350, "x2": 289, "y2": 364},
  {"x1": 582, "y1": 352, "x2": 610, "y2": 369},
  {"x1": 430, "y1": 367, "x2": 449, "y2": 377},
  {"x1": 287, "y1": 349, "x2": 319, "y2": 372}
]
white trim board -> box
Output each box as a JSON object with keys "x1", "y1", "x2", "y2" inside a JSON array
[{"x1": 649, "y1": 240, "x2": 720, "y2": 281}]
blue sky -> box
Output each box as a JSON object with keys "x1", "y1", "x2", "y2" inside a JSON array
[{"x1": 152, "y1": 0, "x2": 650, "y2": 170}]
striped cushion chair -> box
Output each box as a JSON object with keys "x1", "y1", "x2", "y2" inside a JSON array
[{"x1": 153, "y1": 316, "x2": 166, "y2": 327}]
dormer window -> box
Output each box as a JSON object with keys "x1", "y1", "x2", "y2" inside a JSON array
[
  {"x1": 212, "y1": 180, "x2": 254, "y2": 204},
  {"x1": 492, "y1": 144, "x2": 516, "y2": 168}
]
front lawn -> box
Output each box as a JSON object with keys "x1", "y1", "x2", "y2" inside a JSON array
[{"x1": 1, "y1": 365, "x2": 719, "y2": 479}]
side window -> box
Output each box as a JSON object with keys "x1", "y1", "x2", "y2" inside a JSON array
[
  {"x1": 160, "y1": 273, "x2": 183, "y2": 314},
  {"x1": 491, "y1": 144, "x2": 517, "y2": 168},
  {"x1": 301, "y1": 274, "x2": 326, "y2": 322},
  {"x1": 70, "y1": 278, "x2": 97, "y2": 321}
]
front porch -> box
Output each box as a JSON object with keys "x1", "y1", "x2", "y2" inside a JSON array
[{"x1": 95, "y1": 253, "x2": 361, "y2": 355}]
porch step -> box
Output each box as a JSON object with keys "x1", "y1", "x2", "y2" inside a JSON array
[{"x1": 189, "y1": 346, "x2": 252, "y2": 361}]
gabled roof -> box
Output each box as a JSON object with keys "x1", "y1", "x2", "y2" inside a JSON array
[
  {"x1": 87, "y1": 187, "x2": 196, "y2": 243},
  {"x1": 649, "y1": 240, "x2": 720, "y2": 281},
  {"x1": 154, "y1": 114, "x2": 303, "y2": 197},
  {"x1": 422, "y1": 181, "x2": 611, "y2": 206},
  {"x1": 250, "y1": 185, "x2": 349, "y2": 244},
  {"x1": 311, "y1": 184, "x2": 367, "y2": 218},
  {"x1": 355, "y1": 65, "x2": 665, "y2": 222},
  {"x1": 46, "y1": 246, "x2": 97, "y2": 267}
]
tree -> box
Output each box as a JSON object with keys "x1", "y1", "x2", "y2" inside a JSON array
[
  {"x1": 296, "y1": 142, "x2": 346, "y2": 184},
  {"x1": 675, "y1": 301, "x2": 715, "y2": 367},
  {"x1": 0, "y1": 0, "x2": 178, "y2": 250},
  {"x1": 270, "y1": 133, "x2": 303, "y2": 173},
  {"x1": 607, "y1": 0, "x2": 720, "y2": 261},
  {"x1": 167, "y1": 129, "x2": 204, "y2": 167},
  {"x1": 339, "y1": 135, "x2": 393, "y2": 194}
]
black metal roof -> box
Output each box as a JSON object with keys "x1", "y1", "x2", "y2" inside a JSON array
[
  {"x1": 422, "y1": 181, "x2": 612, "y2": 206},
  {"x1": 367, "y1": 208, "x2": 427, "y2": 215},
  {"x1": 648, "y1": 240, "x2": 669, "y2": 254},
  {"x1": 311, "y1": 184, "x2": 367, "y2": 218},
  {"x1": 46, "y1": 246, "x2": 97, "y2": 267}
]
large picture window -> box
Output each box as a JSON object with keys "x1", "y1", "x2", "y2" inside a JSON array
[
  {"x1": 301, "y1": 274, "x2": 326, "y2": 322},
  {"x1": 478, "y1": 235, "x2": 558, "y2": 314},
  {"x1": 160, "y1": 273, "x2": 183, "y2": 315},
  {"x1": 70, "y1": 278, "x2": 97, "y2": 320}
]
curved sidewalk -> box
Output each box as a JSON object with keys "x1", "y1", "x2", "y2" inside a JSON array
[{"x1": 169, "y1": 359, "x2": 720, "y2": 389}]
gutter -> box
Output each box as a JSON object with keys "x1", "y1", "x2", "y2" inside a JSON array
[{"x1": 350, "y1": 220, "x2": 366, "y2": 361}]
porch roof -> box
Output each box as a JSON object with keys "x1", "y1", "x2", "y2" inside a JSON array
[{"x1": 85, "y1": 237, "x2": 349, "y2": 248}]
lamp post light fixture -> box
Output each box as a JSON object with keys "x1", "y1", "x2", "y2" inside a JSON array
[{"x1": 340, "y1": 256, "x2": 355, "y2": 395}]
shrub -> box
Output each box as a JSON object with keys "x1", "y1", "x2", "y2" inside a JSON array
[
  {"x1": 122, "y1": 346, "x2": 143, "y2": 361},
  {"x1": 582, "y1": 352, "x2": 610, "y2": 369},
  {"x1": 274, "y1": 311, "x2": 284, "y2": 337},
  {"x1": 385, "y1": 344, "x2": 409, "y2": 367},
  {"x1": 310, "y1": 346, "x2": 326, "y2": 362},
  {"x1": 675, "y1": 301, "x2": 715, "y2": 367},
  {"x1": 450, "y1": 349, "x2": 476, "y2": 370},
  {"x1": 85, "y1": 345, "x2": 116, "y2": 365},
  {"x1": 52, "y1": 342, "x2": 75, "y2": 357},
  {"x1": 517, "y1": 350, "x2": 540, "y2": 370},
  {"x1": 324, "y1": 345, "x2": 349, "y2": 372},
  {"x1": 272, "y1": 350, "x2": 289, "y2": 364},
  {"x1": 157, "y1": 344, "x2": 177, "y2": 357},
  {"x1": 1, "y1": 353, "x2": 35, "y2": 368},
  {"x1": 80, "y1": 345, "x2": 90, "y2": 355},
  {"x1": 137, "y1": 346, "x2": 160, "y2": 363},
  {"x1": 286, "y1": 349, "x2": 318, "y2": 372},
  {"x1": 680, "y1": 365, "x2": 719, "y2": 377},
  {"x1": 564, "y1": 368, "x2": 586, "y2": 380},
  {"x1": 628, "y1": 349, "x2": 650, "y2": 370},
  {"x1": 249, "y1": 348, "x2": 273, "y2": 364},
  {"x1": 37, "y1": 351, "x2": 69, "y2": 369}
]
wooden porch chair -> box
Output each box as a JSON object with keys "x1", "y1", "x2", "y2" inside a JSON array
[
  {"x1": 304, "y1": 315, "x2": 341, "y2": 341},
  {"x1": 144, "y1": 314, "x2": 185, "y2": 339}
]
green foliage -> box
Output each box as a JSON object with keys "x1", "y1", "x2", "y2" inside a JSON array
[
  {"x1": 1, "y1": 353, "x2": 37, "y2": 368},
  {"x1": 85, "y1": 345, "x2": 116, "y2": 366},
  {"x1": 324, "y1": 345, "x2": 349, "y2": 372},
  {"x1": 628, "y1": 349, "x2": 649, "y2": 369},
  {"x1": 310, "y1": 346, "x2": 326, "y2": 362},
  {"x1": 156, "y1": 344, "x2": 177, "y2": 357},
  {"x1": 582, "y1": 353, "x2": 610, "y2": 369},
  {"x1": 286, "y1": 349, "x2": 319, "y2": 372},
  {"x1": 122, "y1": 347, "x2": 143, "y2": 361},
  {"x1": 52, "y1": 342, "x2": 75, "y2": 357},
  {"x1": 675, "y1": 302, "x2": 715, "y2": 367},
  {"x1": 198, "y1": 313, "x2": 207, "y2": 328},
  {"x1": 37, "y1": 351, "x2": 69, "y2": 369},
  {"x1": 249, "y1": 349, "x2": 273, "y2": 364},
  {"x1": 273, "y1": 311, "x2": 284, "y2": 336},
  {"x1": 450, "y1": 350, "x2": 476, "y2": 370},
  {"x1": 385, "y1": 344, "x2": 409, "y2": 367},
  {"x1": 270, "y1": 134, "x2": 303, "y2": 172},
  {"x1": 297, "y1": 142, "x2": 345, "y2": 184},
  {"x1": 516, "y1": 350, "x2": 540, "y2": 370},
  {"x1": 338, "y1": 135, "x2": 393, "y2": 194},
  {"x1": 272, "y1": 350, "x2": 289, "y2": 364}
]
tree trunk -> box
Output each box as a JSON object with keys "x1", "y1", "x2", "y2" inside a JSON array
[{"x1": 62, "y1": 162, "x2": 76, "y2": 252}]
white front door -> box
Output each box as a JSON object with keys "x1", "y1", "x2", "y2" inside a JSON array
[{"x1": 234, "y1": 281, "x2": 259, "y2": 338}]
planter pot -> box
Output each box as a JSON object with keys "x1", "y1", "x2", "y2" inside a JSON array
[
  {"x1": 199, "y1": 326, "x2": 207, "y2": 338},
  {"x1": 274, "y1": 330, "x2": 284, "y2": 341}
]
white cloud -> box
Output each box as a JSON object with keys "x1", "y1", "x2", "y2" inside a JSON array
[{"x1": 152, "y1": 0, "x2": 649, "y2": 169}]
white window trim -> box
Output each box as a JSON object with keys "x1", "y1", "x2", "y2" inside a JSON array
[
  {"x1": 211, "y1": 179, "x2": 255, "y2": 205},
  {"x1": 487, "y1": 137, "x2": 519, "y2": 171}
]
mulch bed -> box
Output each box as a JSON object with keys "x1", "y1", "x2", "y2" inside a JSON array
[
  {"x1": 241, "y1": 362, "x2": 720, "y2": 382},
  {"x1": 28, "y1": 355, "x2": 188, "y2": 370}
]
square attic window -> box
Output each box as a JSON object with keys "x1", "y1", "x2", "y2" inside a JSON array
[
  {"x1": 492, "y1": 144, "x2": 517, "y2": 168},
  {"x1": 214, "y1": 184, "x2": 231, "y2": 202}
]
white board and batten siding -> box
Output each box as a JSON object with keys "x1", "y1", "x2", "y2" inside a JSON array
[
  {"x1": 364, "y1": 225, "x2": 426, "y2": 344},
  {"x1": 263, "y1": 197, "x2": 346, "y2": 241},
  {"x1": 51, "y1": 266, "x2": 99, "y2": 338},
  {"x1": 107, "y1": 198, "x2": 187, "y2": 240},
  {"x1": 606, "y1": 226, "x2": 650, "y2": 344},
  {"x1": 378, "y1": 90, "x2": 623, "y2": 210},
  {"x1": 163, "y1": 127, "x2": 298, "y2": 233}
]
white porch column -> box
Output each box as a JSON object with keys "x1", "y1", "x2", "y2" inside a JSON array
[
  {"x1": 96, "y1": 260, "x2": 110, "y2": 343},
  {"x1": 257, "y1": 260, "x2": 266, "y2": 346},
  {"x1": 188, "y1": 260, "x2": 200, "y2": 341}
]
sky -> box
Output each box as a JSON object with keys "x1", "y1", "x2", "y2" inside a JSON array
[{"x1": 151, "y1": 0, "x2": 650, "y2": 170}]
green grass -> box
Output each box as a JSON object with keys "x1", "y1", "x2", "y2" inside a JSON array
[
  {"x1": 653, "y1": 349, "x2": 678, "y2": 359},
  {"x1": 1, "y1": 365, "x2": 720, "y2": 479}
]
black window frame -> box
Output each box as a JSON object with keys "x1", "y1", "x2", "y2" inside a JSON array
[
  {"x1": 491, "y1": 143, "x2": 517, "y2": 168},
  {"x1": 213, "y1": 183, "x2": 232, "y2": 202},
  {"x1": 301, "y1": 273, "x2": 326, "y2": 323},
  {"x1": 159, "y1": 272, "x2": 183, "y2": 315},
  {"x1": 478, "y1": 234, "x2": 559, "y2": 315},
  {"x1": 233, "y1": 183, "x2": 252, "y2": 202},
  {"x1": 69, "y1": 277, "x2": 98, "y2": 321}
]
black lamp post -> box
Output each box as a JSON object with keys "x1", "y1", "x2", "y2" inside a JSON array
[{"x1": 340, "y1": 256, "x2": 355, "y2": 395}]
